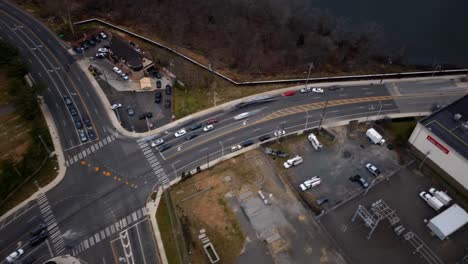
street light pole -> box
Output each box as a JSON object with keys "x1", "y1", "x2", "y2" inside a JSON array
[
  {"x1": 219, "y1": 141, "x2": 224, "y2": 157},
  {"x1": 419, "y1": 151, "x2": 431, "y2": 170},
  {"x1": 304, "y1": 63, "x2": 314, "y2": 89},
  {"x1": 377, "y1": 101, "x2": 383, "y2": 118},
  {"x1": 305, "y1": 110, "x2": 310, "y2": 130},
  {"x1": 318, "y1": 96, "x2": 329, "y2": 132}
]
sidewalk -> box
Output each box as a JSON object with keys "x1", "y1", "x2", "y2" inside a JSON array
[{"x1": 146, "y1": 187, "x2": 168, "y2": 264}]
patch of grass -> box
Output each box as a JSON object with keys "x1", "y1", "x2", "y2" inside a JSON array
[
  {"x1": 388, "y1": 119, "x2": 416, "y2": 144},
  {"x1": 156, "y1": 194, "x2": 182, "y2": 264}
]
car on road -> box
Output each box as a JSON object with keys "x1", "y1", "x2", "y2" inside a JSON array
[
  {"x1": 98, "y1": 47, "x2": 109, "y2": 53},
  {"x1": 190, "y1": 123, "x2": 202, "y2": 130},
  {"x1": 154, "y1": 92, "x2": 162, "y2": 103},
  {"x1": 165, "y1": 99, "x2": 171, "y2": 108},
  {"x1": 151, "y1": 139, "x2": 164, "y2": 147},
  {"x1": 112, "y1": 67, "x2": 122, "y2": 74},
  {"x1": 231, "y1": 145, "x2": 242, "y2": 152},
  {"x1": 6, "y1": 249, "x2": 24, "y2": 263},
  {"x1": 126, "y1": 106, "x2": 135, "y2": 116},
  {"x1": 79, "y1": 130, "x2": 88, "y2": 142},
  {"x1": 88, "y1": 129, "x2": 96, "y2": 140},
  {"x1": 242, "y1": 140, "x2": 254, "y2": 147},
  {"x1": 234, "y1": 112, "x2": 250, "y2": 120},
  {"x1": 350, "y1": 174, "x2": 369, "y2": 188},
  {"x1": 74, "y1": 118, "x2": 83, "y2": 129},
  {"x1": 68, "y1": 105, "x2": 77, "y2": 116},
  {"x1": 165, "y1": 85, "x2": 172, "y2": 95},
  {"x1": 206, "y1": 118, "x2": 219, "y2": 125},
  {"x1": 312, "y1": 87, "x2": 324, "y2": 93},
  {"x1": 111, "y1": 103, "x2": 122, "y2": 110},
  {"x1": 365, "y1": 163, "x2": 381, "y2": 176},
  {"x1": 328, "y1": 86, "x2": 340, "y2": 91},
  {"x1": 30, "y1": 230, "x2": 48, "y2": 247},
  {"x1": 203, "y1": 124, "x2": 214, "y2": 132},
  {"x1": 299, "y1": 176, "x2": 321, "y2": 191},
  {"x1": 186, "y1": 133, "x2": 198, "y2": 140},
  {"x1": 283, "y1": 90, "x2": 296, "y2": 96},
  {"x1": 156, "y1": 80, "x2": 161, "y2": 88},
  {"x1": 30, "y1": 223, "x2": 47, "y2": 236},
  {"x1": 300, "y1": 87, "x2": 312, "y2": 93},
  {"x1": 174, "y1": 129, "x2": 187, "y2": 137},
  {"x1": 273, "y1": 129, "x2": 286, "y2": 137},
  {"x1": 258, "y1": 134, "x2": 271, "y2": 142},
  {"x1": 139, "y1": 112, "x2": 153, "y2": 120},
  {"x1": 158, "y1": 144, "x2": 171, "y2": 152},
  {"x1": 99, "y1": 31, "x2": 108, "y2": 39},
  {"x1": 95, "y1": 52, "x2": 106, "y2": 58},
  {"x1": 63, "y1": 95, "x2": 72, "y2": 105},
  {"x1": 283, "y1": 155, "x2": 303, "y2": 168}
]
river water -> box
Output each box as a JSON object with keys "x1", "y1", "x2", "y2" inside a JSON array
[{"x1": 312, "y1": 0, "x2": 468, "y2": 68}]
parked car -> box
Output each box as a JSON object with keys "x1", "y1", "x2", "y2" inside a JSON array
[
  {"x1": 79, "y1": 131, "x2": 88, "y2": 143},
  {"x1": 190, "y1": 123, "x2": 202, "y2": 130},
  {"x1": 98, "y1": 47, "x2": 109, "y2": 53},
  {"x1": 264, "y1": 147, "x2": 288, "y2": 158},
  {"x1": 111, "y1": 103, "x2": 122, "y2": 110},
  {"x1": 203, "y1": 124, "x2": 214, "y2": 132},
  {"x1": 80, "y1": 42, "x2": 89, "y2": 50},
  {"x1": 299, "y1": 176, "x2": 321, "y2": 191},
  {"x1": 174, "y1": 129, "x2": 187, "y2": 137},
  {"x1": 6, "y1": 249, "x2": 24, "y2": 263},
  {"x1": 283, "y1": 155, "x2": 303, "y2": 168},
  {"x1": 82, "y1": 115, "x2": 91, "y2": 128},
  {"x1": 154, "y1": 92, "x2": 162, "y2": 103},
  {"x1": 151, "y1": 139, "x2": 164, "y2": 147},
  {"x1": 139, "y1": 112, "x2": 153, "y2": 120},
  {"x1": 68, "y1": 105, "x2": 77, "y2": 116},
  {"x1": 91, "y1": 34, "x2": 101, "y2": 42},
  {"x1": 99, "y1": 31, "x2": 108, "y2": 39},
  {"x1": 156, "y1": 80, "x2": 161, "y2": 88},
  {"x1": 300, "y1": 87, "x2": 312, "y2": 93},
  {"x1": 30, "y1": 230, "x2": 48, "y2": 247},
  {"x1": 86, "y1": 39, "x2": 96, "y2": 46},
  {"x1": 95, "y1": 53, "x2": 106, "y2": 58},
  {"x1": 112, "y1": 67, "x2": 122, "y2": 74},
  {"x1": 258, "y1": 135, "x2": 271, "y2": 142},
  {"x1": 365, "y1": 163, "x2": 381, "y2": 176},
  {"x1": 312, "y1": 87, "x2": 324, "y2": 93},
  {"x1": 126, "y1": 106, "x2": 135, "y2": 116},
  {"x1": 154, "y1": 71, "x2": 162, "y2": 79},
  {"x1": 74, "y1": 118, "x2": 83, "y2": 129},
  {"x1": 88, "y1": 129, "x2": 96, "y2": 140},
  {"x1": 122, "y1": 74, "x2": 129, "y2": 80},
  {"x1": 165, "y1": 99, "x2": 171, "y2": 108},
  {"x1": 158, "y1": 144, "x2": 171, "y2": 152},
  {"x1": 72, "y1": 46, "x2": 82, "y2": 53},
  {"x1": 350, "y1": 174, "x2": 369, "y2": 188},
  {"x1": 63, "y1": 95, "x2": 72, "y2": 105},
  {"x1": 186, "y1": 133, "x2": 198, "y2": 140},
  {"x1": 165, "y1": 85, "x2": 172, "y2": 95},
  {"x1": 283, "y1": 90, "x2": 296, "y2": 96}
]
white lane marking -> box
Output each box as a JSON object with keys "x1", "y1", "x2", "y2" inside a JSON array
[
  {"x1": 136, "y1": 225, "x2": 148, "y2": 264},
  {"x1": 199, "y1": 148, "x2": 207, "y2": 153}
]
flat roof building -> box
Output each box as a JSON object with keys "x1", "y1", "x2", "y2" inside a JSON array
[
  {"x1": 110, "y1": 37, "x2": 143, "y2": 71},
  {"x1": 427, "y1": 204, "x2": 468, "y2": 240},
  {"x1": 409, "y1": 95, "x2": 468, "y2": 194}
]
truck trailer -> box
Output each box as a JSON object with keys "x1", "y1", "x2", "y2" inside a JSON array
[
  {"x1": 308, "y1": 133, "x2": 323, "y2": 151},
  {"x1": 366, "y1": 128, "x2": 385, "y2": 145}
]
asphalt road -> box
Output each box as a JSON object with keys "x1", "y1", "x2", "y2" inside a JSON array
[{"x1": 0, "y1": 0, "x2": 467, "y2": 263}]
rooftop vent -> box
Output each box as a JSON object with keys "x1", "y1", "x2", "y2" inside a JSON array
[
  {"x1": 462, "y1": 121, "x2": 468, "y2": 132},
  {"x1": 453, "y1": 113, "x2": 462, "y2": 121}
]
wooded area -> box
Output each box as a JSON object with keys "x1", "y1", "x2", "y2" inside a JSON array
[{"x1": 26, "y1": 0, "x2": 400, "y2": 76}]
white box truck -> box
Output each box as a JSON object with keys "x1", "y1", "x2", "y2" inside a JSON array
[
  {"x1": 308, "y1": 133, "x2": 323, "y2": 151},
  {"x1": 429, "y1": 188, "x2": 452, "y2": 205},
  {"x1": 419, "y1": 191, "x2": 444, "y2": 211},
  {"x1": 366, "y1": 128, "x2": 385, "y2": 145},
  {"x1": 283, "y1": 155, "x2": 303, "y2": 169}
]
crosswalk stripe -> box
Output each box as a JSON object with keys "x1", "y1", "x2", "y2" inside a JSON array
[
  {"x1": 65, "y1": 160, "x2": 69, "y2": 166},
  {"x1": 102, "y1": 138, "x2": 108, "y2": 144},
  {"x1": 91, "y1": 145, "x2": 95, "y2": 152},
  {"x1": 74, "y1": 156, "x2": 78, "y2": 162},
  {"x1": 78, "y1": 152, "x2": 83, "y2": 159},
  {"x1": 110, "y1": 225, "x2": 115, "y2": 234},
  {"x1": 99, "y1": 141, "x2": 103, "y2": 147},
  {"x1": 137, "y1": 209, "x2": 142, "y2": 219},
  {"x1": 154, "y1": 168, "x2": 163, "y2": 174},
  {"x1": 132, "y1": 212, "x2": 138, "y2": 221},
  {"x1": 105, "y1": 227, "x2": 110, "y2": 236},
  {"x1": 106, "y1": 136, "x2": 111, "y2": 142},
  {"x1": 110, "y1": 135, "x2": 115, "y2": 140},
  {"x1": 87, "y1": 148, "x2": 91, "y2": 155},
  {"x1": 142, "y1": 207, "x2": 148, "y2": 215},
  {"x1": 81, "y1": 151, "x2": 87, "y2": 158}
]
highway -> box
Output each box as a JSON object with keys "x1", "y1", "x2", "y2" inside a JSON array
[{"x1": 0, "y1": 0, "x2": 467, "y2": 263}]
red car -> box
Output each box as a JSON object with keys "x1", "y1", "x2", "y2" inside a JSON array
[
  {"x1": 283, "y1": 91, "x2": 296, "y2": 97},
  {"x1": 206, "y1": 118, "x2": 219, "y2": 125}
]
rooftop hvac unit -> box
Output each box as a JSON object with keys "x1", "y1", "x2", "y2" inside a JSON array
[
  {"x1": 453, "y1": 113, "x2": 462, "y2": 121},
  {"x1": 462, "y1": 122, "x2": 468, "y2": 132}
]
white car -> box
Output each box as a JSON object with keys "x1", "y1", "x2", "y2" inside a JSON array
[
  {"x1": 99, "y1": 32, "x2": 108, "y2": 39},
  {"x1": 231, "y1": 145, "x2": 242, "y2": 152},
  {"x1": 112, "y1": 67, "x2": 122, "y2": 74},
  {"x1": 300, "y1": 87, "x2": 312, "y2": 93},
  {"x1": 6, "y1": 249, "x2": 24, "y2": 263},
  {"x1": 274, "y1": 129, "x2": 286, "y2": 137},
  {"x1": 365, "y1": 163, "x2": 381, "y2": 176},
  {"x1": 312, "y1": 87, "x2": 324, "y2": 93},
  {"x1": 95, "y1": 52, "x2": 106, "y2": 58},
  {"x1": 151, "y1": 139, "x2": 164, "y2": 147},
  {"x1": 234, "y1": 112, "x2": 250, "y2": 120},
  {"x1": 283, "y1": 155, "x2": 303, "y2": 168},
  {"x1": 111, "y1": 103, "x2": 122, "y2": 110},
  {"x1": 300, "y1": 177, "x2": 321, "y2": 191},
  {"x1": 203, "y1": 124, "x2": 214, "y2": 132},
  {"x1": 98, "y1": 47, "x2": 109, "y2": 53},
  {"x1": 174, "y1": 129, "x2": 187, "y2": 138},
  {"x1": 122, "y1": 75, "x2": 129, "y2": 80}
]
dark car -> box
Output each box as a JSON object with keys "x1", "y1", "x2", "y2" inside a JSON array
[
  {"x1": 139, "y1": 112, "x2": 153, "y2": 120},
  {"x1": 80, "y1": 42, "x2": 89, "y2": 49},
  {"x1": 186, "y1": 133, "x2": 198, "y2": 140},
  {"x1": 350, "y1": 174, "x2": 369, "y2": 189},
  {"x1": 156, "y1": 80, "x2": 162, "y2": 88},
  {"x1": 190, "y1": 123, "x2": 202, "y2": 130},
  {"x1": 154, "y1": 71, "x2": 162, "y2": 79},
  {"x1": 67, "y1": 106, "x2": 77, "y2": 116},
  {"x1": 91, "y1": 34, "x2": 101, "y2": 42},
  {"x1": 328, "y1": 85, "x2": 340, "y2": 91},
  {"x1": 63, "y1": 95, "x2": 72, "y2": 105},
  {"x1": 74, "y1": 118, "x2": 83, "y2": 129},
  {"x1": 264, "y1": 147, "x2": 288, "y2": 158},
  {"x1": 159, "y1": 144, "x2": 171, "y2": 152},
  {"x1": 165, "y1": 85, "x2": 172, "y2": 95},
  {"x1": 165, "y1": 99, "x2": 171, "y2": 108},
  {"x1": 30, "y1": 230, "x2": 48, "y2": 247},
  {"x1": 316, "y1": 197, "x2": 329, "y2": 206},
  {"x1": 72, "y1": 46, "x2": 82, "y2": 53},
  {"x1": 82, "y1": 115, "x2": 91, "y2": 128},
  {"x1": 242, "y1": 140, "x2": 254, "y2": 147},
  {"x1": 154, "y1": 92, "x2": 162, "y2": 103},
  {"x1": 88, "y1": 129, "x2": 96, "y2": 140},
  {"x1": 30, "y1": 223, "x2": 47, "y2": 236},
  {"x1": 258, "y1": 135, "x2": 271, "y2": 142},
  {"x1": 86, "y1": 39, "x2": 96, "y2": 46}
]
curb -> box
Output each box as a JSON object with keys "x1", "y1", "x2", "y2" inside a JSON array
[
  {"x1": 0, "y1": 97, "x2": 66, "y2": 222},
  {"x1": 146, "y1": 187, "x2": 168, "y2": 264}
]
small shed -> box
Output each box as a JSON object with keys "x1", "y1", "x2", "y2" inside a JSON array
[
  {"x1": 139, "y1": 77, "x2": 152, "y2": 90},
  {"x1": 427, "y1": 204, "x2": 468, "y2": 240}
]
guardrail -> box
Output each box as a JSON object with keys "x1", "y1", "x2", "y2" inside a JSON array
[{"x1": 75, "y1": 18, "x2": 468, "y2": 86}]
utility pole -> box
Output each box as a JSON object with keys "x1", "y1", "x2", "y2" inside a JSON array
[
  {"x1": 318, "y1": 96, "x2": 329, "y2": 132},
  {"x1": 377, "y1": 101, "x2": 383, "y2": 118},
  {"x1": 38, "y1": 135, "x2": 51, "y2": 156},
  {"x1": 304, "y1": 62, "x2": 314, "y2": 89},
  {"x1": 65, "y1": 0, "x2": 75, "y2": 36},
  {"x1": 419, "y1": 151, "x2": 431, "y2": 170}
]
